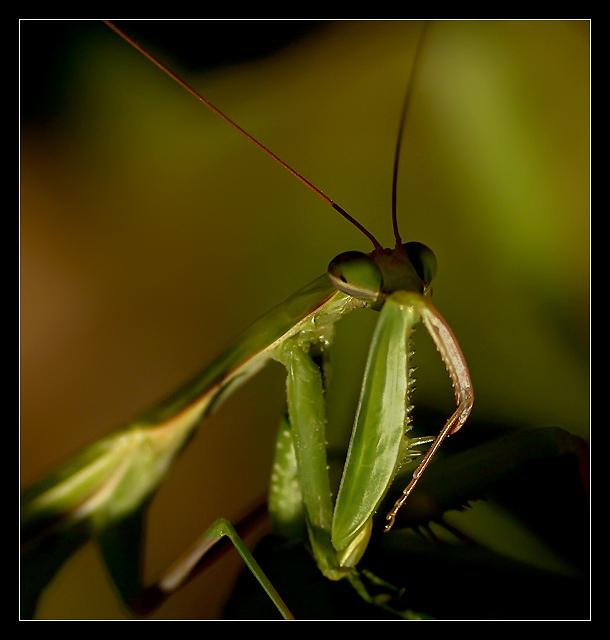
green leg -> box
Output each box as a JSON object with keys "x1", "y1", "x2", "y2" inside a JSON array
[
  {"x1": 268, "y1": 413, "x2": 306, "y2": 541},
  {"x1": 275, "y1": 338, "x2": 348, "y2": 581},
  {"x1": 98, "y1": 508, "x2": 294, "y2": 619}
]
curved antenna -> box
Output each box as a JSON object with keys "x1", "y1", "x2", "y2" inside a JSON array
[
  {"x1": 391, "y1": 21, "x2": 430, "y2": 246},
  {"x1": 104, "y1": 21, "x2": 383, "y2": 252}
]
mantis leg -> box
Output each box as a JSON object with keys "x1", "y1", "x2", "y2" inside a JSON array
[
  {"x1": 274, "y1": 338, "x2": 346, "y2": 581},
  {"x1": 97, "y1": 505, "x2": 294, "y2": 619},
  {"x1": 268, "y1": 413, "x2": 306, "y2": 541},
  {"x1": 384, "y1": 297, "x2": 474, "y2": 532}
]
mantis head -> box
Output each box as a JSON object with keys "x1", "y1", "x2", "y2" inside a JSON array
[{"x1": 327, "y1": 241, "x2": 437, "y2": 302}]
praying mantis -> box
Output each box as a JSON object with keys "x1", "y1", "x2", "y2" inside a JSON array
[{"x1": 21, "y1": 20, "x2": 589, "y2": 619}]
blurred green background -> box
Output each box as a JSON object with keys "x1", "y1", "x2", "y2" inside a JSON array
[{"x1": 21, "y1": 20, "x2": 589, "y2": 619}]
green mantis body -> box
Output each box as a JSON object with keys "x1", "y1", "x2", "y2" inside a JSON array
[
  {"x1": 22, "y1": 21, "x2": 473, "y2": 619},
  {"x1": 21, "y1": 20, "x2": 588, "y2": 620},
  {"x1": 22, "y1": 231, "x2": 472, "y2": 618}
]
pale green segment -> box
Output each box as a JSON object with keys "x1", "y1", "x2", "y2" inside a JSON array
[
  {"x1": 270, "y1": 287, "x2": 369, "y2": 580},
  {"x1": 331, "y1": 291, "x2": 421, "y2": 552},
  {"x1": 282, "y1": 342, "x2": 334, "y2": 528},
  {"x1": 277, "y1": 338, "x2": 349, "y2": 581},
  {"x1": 268, "y1": 414, "x2": 305, "y2": 540}
]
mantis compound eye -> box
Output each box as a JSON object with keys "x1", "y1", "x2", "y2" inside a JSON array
[
  {"x1": 403, "y1": 242, "x2": 437, "y2": 289},
  {"x1": 328, "y1": 251, "x2": 383, "y2": 300}
]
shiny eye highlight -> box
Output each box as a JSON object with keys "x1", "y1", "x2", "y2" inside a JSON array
[
  {"x1": 403, "y1": 242, "x2": 437, "y2": 288},
  {"x1": 327, "y1": 251, "x2": 383, "y2": 299}
]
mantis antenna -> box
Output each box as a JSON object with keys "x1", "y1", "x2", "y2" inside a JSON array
[
  {"x1": 390, "y1": 21, "x2": 429, "y2": 247},
  {"x1": 104, "y1": 21, "x2": 384, "y2": 251}
]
